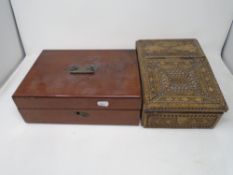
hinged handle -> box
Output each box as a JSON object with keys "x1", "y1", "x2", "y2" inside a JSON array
[{"x1": 68, "y1": 65, "x2": 96, "y2": 74}]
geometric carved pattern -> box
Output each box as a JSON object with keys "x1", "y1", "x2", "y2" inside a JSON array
[
  {"x1": 138, "y1": 39, "x2": 205, "y2": 58},
  {"x1": 137, "y1": 39, "x2": 228, "y2": 128},
  {"x1": 143, "y1": 112, "x2": 221, "y2": 128},
  {"x1": 137, "y1": 40, "x2": 228, "y2": 113}
]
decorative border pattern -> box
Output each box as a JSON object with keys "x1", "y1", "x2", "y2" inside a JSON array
[
  {"x1": 143, "y1": 112, "x2": 221, "y2": 128},
  {"x1": 137, "y1": 39, "x2": 205, "y2": 58}
]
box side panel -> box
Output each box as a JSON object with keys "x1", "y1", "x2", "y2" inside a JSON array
[{"x1": 142, "y1": 111, "x2": 222, "y2": 128}]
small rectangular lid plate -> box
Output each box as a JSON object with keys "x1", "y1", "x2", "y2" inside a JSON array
[{"x1": 137, "y1": 39, "x2": 228, "y2": 113}]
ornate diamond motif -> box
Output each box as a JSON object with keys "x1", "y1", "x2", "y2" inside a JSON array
[
  {"x1": 137, "y1": 39, "x2": 228, "y2": 128},
  {"x1": 137, "y1": 39, "x2": 228, "y2": 112}
]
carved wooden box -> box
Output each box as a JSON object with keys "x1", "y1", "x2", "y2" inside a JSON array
[
  {"x1": 12, "y1": 50, "x2": 141, "y2": 125},
  {"x1": 136, "y1": 39, "x2": 228, "y2": 128}
]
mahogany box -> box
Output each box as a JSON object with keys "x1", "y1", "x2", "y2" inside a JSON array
[
  {"x1": 12, "y1": 50, "x2": 142, "y2": 125},
  {"x1": 136, "y1": 39, "x2": 228, "y2": 128}
]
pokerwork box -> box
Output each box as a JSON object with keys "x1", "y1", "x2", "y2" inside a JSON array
[{"x1": 136, "y1": 39, "x2": 228, "y2": 128}]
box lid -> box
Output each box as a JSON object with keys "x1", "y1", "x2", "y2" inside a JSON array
[
  {"x1": 137, "y1": 39, "x2": 228, "y2": 113},
  {"x1": 13, "y1": 50, "x2": 141, "y2": 109},
  {"x1": 137, "y1": 39, "x2": 205, "y2": 58}
]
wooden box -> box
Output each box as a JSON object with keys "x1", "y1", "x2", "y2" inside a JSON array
[
  {"x1": 136, "y1": 39, "x2": 228, "y2": 128},
  {"x1": 12, "y1": 50, "x2": 141, "y2": 125}
]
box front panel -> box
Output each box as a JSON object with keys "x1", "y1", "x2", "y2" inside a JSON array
[
  {"x1": 19, "y1": 109, "x2": 140, "y2": 125},
  {"x1": 142, "y1": 112, "x2": 222, "y2": 128}
]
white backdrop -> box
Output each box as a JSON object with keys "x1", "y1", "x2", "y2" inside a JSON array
[
  {"x1": 223, "y1": 22, "x2": 233, "y2": 73},
  {"x1": 0, "y1": 0, "x2": 24, "y2": 86},
  {"x1": 1, "y1": 1, "x2": 233, "y2": 175},
  {"x1": 11, "y1": 0, "x2": 233, "y2": 55}
]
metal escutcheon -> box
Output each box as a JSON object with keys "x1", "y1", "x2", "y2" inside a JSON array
[{"x1": 75, "y1": 111, "x2": 89, "y2": 117}]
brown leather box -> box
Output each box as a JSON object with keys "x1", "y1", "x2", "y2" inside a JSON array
[
  {"x1": 137, "y1": 39, "x2": 228, "y2": 128},
  {"x1": 12, "y1": 50, "x2": 141, "y2": 125}
]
